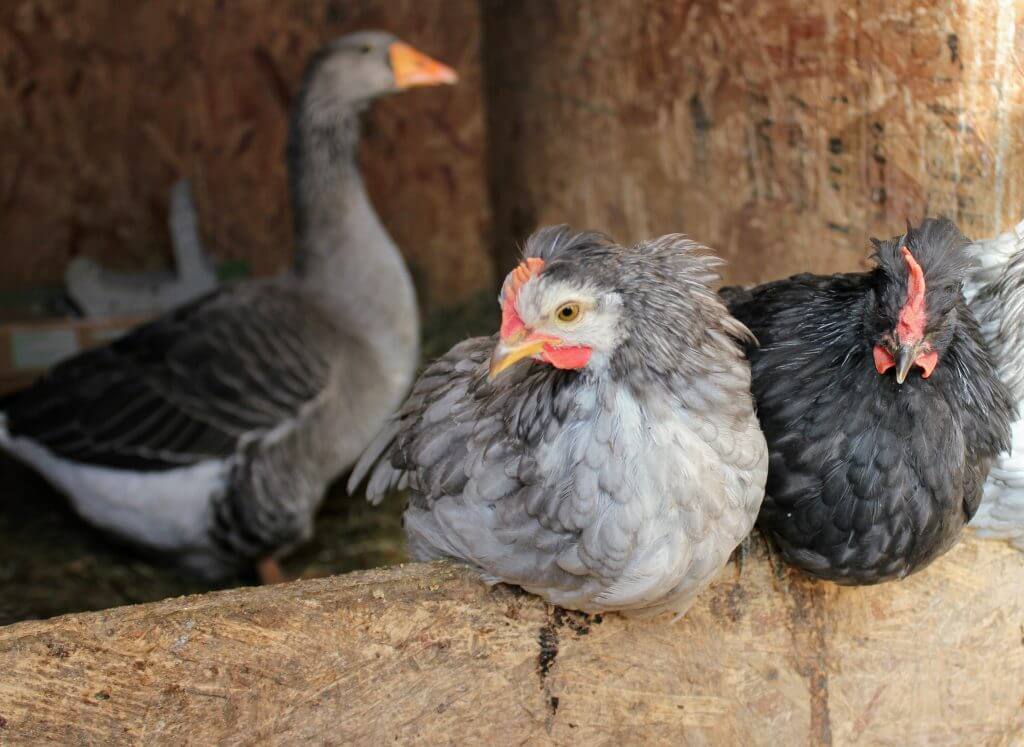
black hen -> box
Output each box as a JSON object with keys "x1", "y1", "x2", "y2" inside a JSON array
[{"x1": 723, "y1": 218, "x2": 1014, "y2": 584}]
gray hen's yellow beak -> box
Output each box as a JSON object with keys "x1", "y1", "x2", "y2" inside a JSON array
[{"x1": 488, "y1": 333, "x2": 553, "y2": 381}]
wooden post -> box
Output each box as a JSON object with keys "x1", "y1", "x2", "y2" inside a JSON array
[
  {"x1": 1, "y1": 539, "x2": 1022, "y2": 743},
  {"x1": 482, "y1": 0, "x2": 1024, "y2": 281}
]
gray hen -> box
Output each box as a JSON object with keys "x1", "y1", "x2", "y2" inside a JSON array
[
  {"x1": 351, "y1": 227, "x2": 768, "y2": 617},
  {"x1": 0, "y1": 32, "x2": 456, "y2": 582},
  {"x1": 965, "y1": 220, "x2": 1024, "y2": 550}
]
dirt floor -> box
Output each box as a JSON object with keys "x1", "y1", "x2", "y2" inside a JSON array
[{"x1": 0, "y1": 294, "x2": 497, "y2": 625}]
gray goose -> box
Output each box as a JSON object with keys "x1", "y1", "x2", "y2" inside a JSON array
[{"x1": 0, "y1": 32, "x2": 456, "y2": 581}]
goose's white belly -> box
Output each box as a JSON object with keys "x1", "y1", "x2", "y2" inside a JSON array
[{"x1": 1, "y1": 426, "x2": 226, "y2": 552}]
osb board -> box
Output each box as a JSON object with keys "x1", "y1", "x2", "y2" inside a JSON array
[
  {"x1": 483, "y1": 0, "x2": 1024, "y2": 282},
  {"x1": 0, "y1": 540, "x2": 1022, "y2": 745},
  {"x1": 0, "y1": 0, "x2": 492, "y2": 308}
]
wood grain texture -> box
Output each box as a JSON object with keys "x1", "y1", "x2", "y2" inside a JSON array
[
  {"x1": 0, "y1": 0, "x2": 492, "y2": 307},
  {"x1": 483, "y1": 0, "x2": 1024, "y2": 282},
  {"x1": 0, "y1": 539, "x2": 1022, "y2": 745}
]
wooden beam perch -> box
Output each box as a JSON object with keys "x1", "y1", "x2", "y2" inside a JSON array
[{"x1": 1, "y1": 538, "x2": 1023, "y2": 744}]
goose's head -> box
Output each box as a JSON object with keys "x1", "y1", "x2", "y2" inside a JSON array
[{"x1": 300, "y1": 31, "x2": 457, "y2": 118}]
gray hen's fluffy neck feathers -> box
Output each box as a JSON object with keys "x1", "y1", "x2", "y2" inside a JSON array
[{"x1": 523, "y1": 226, "x2": 755, "y2": 391}]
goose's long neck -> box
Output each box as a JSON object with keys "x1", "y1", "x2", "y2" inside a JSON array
[{"x1": 288, "y1": 104, "x2": 419, "y2": 380}]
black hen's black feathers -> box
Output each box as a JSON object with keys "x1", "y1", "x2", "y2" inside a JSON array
[{"x1": 724, "y1": 218, "x2": 1014, "y2": 583}]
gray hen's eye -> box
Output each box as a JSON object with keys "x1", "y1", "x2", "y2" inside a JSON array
[{"x1": 556, "y1": 303, "x2": 581, "y2": 322}]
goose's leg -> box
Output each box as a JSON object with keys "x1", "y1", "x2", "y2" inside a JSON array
[{"x1": 257, "y1": 557, "x2": 287, "y2": 585}]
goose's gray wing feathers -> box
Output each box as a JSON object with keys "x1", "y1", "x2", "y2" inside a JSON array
[{"x1": 1, "y1": 280, "x2": 340, "y2": 471}]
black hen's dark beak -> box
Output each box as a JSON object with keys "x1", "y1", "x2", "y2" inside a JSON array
[{"x1": 895, "y1": 344, "x2": 916, "y2": 385}]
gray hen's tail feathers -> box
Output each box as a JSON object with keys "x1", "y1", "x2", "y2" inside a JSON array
[{"x1": 347, "y1": 417, "x2": 403, "y2": 503}]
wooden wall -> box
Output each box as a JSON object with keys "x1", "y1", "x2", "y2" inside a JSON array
[
  {"x1": 0, "y1": 0, "x2": 492, "y2": 308},
  {"x1": 5, "y1": 1, "x2": 1024, "y2": 304},
  {"x1": 482, "y1": 0, "x2": 1024, "y2": 284}
]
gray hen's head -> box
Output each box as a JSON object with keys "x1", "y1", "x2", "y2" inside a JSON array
[
  {"x1": 490, "y1": 226, "x2": 753, "y2": 385},
  {"x1": 297, "y1": 31, "x2": 456, "y2": 123}
]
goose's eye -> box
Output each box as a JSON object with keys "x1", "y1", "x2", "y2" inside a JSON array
[
  {"x1": 360, "y1": 45, "x2": 373, "y2": 55},
  {"x1": 556, "y1": 303, "x2": 581, "y2": 323}
]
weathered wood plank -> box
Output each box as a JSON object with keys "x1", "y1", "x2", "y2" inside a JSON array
[{"x1": 0, "y1": 538, "x2": 1021, "y2": 744}]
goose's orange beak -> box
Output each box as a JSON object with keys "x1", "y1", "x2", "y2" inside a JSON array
[{"x1": 389, "y1": 42, "x2": 458, "y2": 89}]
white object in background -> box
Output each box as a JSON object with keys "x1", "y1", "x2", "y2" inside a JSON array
[{"x1": 65, "y1": 180, "x2": 218, "y2": 317}]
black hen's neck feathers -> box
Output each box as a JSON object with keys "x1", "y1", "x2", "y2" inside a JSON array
[{"x1": 871, "y1": 217, "x2": 973, "y2": 290}]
